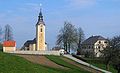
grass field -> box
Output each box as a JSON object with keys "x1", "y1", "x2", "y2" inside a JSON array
[
  {"x1": 46, "y1": 55, "x2": 90, "y2": 73},
  {"x1": 86, "y1": 58, "x2": 117, "y2": 73},
  {"x1": 0, "y1": 52, "x2": 90, "y2": 73},
  {"x1": 0, "y1": 52, "x2": 62, "y2": 73}
]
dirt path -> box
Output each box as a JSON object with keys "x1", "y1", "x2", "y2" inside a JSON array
[
  {"x1": 17, "y1": 54, "x2": 68, "y2": 69},
  {"x1": 16, "y1": 54, "x2": 102, "y2": 73},
  {"x1": 61, "y1": 57, "x2": 102, "y2": 73}
]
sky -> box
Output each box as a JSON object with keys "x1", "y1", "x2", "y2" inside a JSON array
[{"x1": 0, "y1": 0, "x2": 120, "y2": 49}]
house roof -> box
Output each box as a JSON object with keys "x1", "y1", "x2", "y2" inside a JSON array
[
  {"x1": 3, "y1": 40, "x2": 16, "y2": 47},
  {"x1": 82, "y1": 36, "x2": 106, "y2": 45},
  {"x1": 24, "y1": 38, "x2": 36, "y2": 47},
  {"x1": 23, "y1": 38, "x2": 47, "y2": 47}
]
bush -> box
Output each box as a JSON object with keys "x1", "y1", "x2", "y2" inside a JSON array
[{"x1": 85, "y1": 58, "x2": 105, "y2": 64}]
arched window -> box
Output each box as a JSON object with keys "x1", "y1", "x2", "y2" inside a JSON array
[{"x1": 41, "y1": 28, "x2": 42, "y2": 32}]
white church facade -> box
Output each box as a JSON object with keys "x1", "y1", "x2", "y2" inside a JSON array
[{"x1": 22, "y1": 9, "x2": 47, "y2": 51}]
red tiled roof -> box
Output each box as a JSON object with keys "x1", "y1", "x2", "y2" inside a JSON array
[{"x1": 3, "y1": 40, "x2": 16, "y2": 47}]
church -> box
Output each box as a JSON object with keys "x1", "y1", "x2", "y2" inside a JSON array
[{"x1": 22, "y1": 9, "x2": 47, "y2": 51}]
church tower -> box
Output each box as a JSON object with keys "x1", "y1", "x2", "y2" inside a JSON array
[{"x1": 36, "y1": 9, "x2": 46, "y2": 50}]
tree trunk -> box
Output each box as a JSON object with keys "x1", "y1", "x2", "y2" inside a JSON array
[
  {"x1": 78, "y1": 40, "x2": 81, "y2": 49},
  {"x1": 118, "y1": 69, "x2": 120, "y2": 73},
  {"x1": 78, "y1": 43, "x2": 79, "y2": 49},
  {"x1": 64, "y1": 43, "x2": 68, "y2": 53},
  {"x1": 68, "y1": 43, "x2": 70, "y2": 54},
  {"x1": 106, "y1": 62, "x2": 110, "y2": 71},
  {"x1": 64, "y1": 43, "x2": 66, "y2": 51}
]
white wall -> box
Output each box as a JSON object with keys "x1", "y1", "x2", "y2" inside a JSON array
[
  {"x1": 10, "y1": 50, "x2": 61, "y2": 56},
  {"x1": 3, "y1": 47, "x2": 16, "y2": 53}
]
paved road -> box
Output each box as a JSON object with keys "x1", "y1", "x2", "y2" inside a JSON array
[{"x1": 64, "y1": 55, "x2": 111, "y2": 73}]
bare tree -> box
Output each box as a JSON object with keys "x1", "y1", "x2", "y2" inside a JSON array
[
  {"x1": 56, "y1": 21, "x2": 78, "y2": 53},
  {"x1": 4, "y1": 24, "x2": 13, "y2": 41},
  {"x1": 77, "y1": 27, "x2": 85, "y2": 55},
  {"x1": 0, "y1": 26, "x2": 3, "y2": 42},
  {"x1": 0, "y1": 26, "x2": 3, "y2": 51},
  {"x1": 77, "y1": 27, "x2": 85, "y2": 49}
]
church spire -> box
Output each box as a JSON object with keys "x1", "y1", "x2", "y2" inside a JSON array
[
  {"x1": 37, "y1": 5, "x2": 45, "y2": 25},
  {"x1": 38, "y1": 8, "x2": 43, "y2": 22}
]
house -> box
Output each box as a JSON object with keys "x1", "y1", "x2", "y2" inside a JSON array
[
  {"x1": 81, "y1": 35, "x2": 108, "y2": 57},
  {"x1": 52, "y1": 46, "x2": 65, "y2": 55},
  {"x1": 52, "y1": 46, "x2": 63, "y2": 51},
  {"x1": 21, "y1": 38, "x2": 36, "y2": 51},
  {"x1": 3, "y1": 40, "x2": 16, "y2": 53}
]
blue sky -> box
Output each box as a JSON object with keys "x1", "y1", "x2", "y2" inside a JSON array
[{"x1": 0, "y1": 0, "x2": 120, "y2": 48}]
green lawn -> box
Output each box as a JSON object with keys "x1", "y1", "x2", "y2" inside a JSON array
[
  {"x1": 86, "y1": 58, "x2": 117, "y2": 73},
  {"x1": 46, "y1": 55, "x2": 91, "y2": 73},
  {"x1": 0, "y1": 52, "x2": 90, "y2": 73},
  {"x1": 0, "y1": 52, "x2": 63, "y2": 73}
]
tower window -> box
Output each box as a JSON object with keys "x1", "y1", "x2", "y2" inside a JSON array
[{"x1": 41, "y1": 28, "x2": 42, "y2": 32}]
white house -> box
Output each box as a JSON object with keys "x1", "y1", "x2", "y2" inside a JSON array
[
  {"x1": 3, "y1": 40, "x2": 16, "y2": 53},
  {"x1": 81, "y1": 36, "x2": 108, "y2": 57}
]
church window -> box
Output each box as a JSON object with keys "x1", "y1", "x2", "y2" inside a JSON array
[{"x1": 41, "y1": 28, "x2": 42, "y2": 32}]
